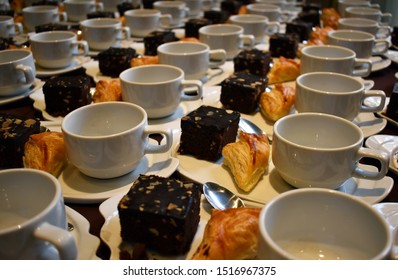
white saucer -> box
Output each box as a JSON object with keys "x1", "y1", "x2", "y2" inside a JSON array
[
  {"x1": 59, "y1": 144, "x2": 179, "y2": 204},
  {"x1": 370, "y1": 56, "x2": 391, "y2": 72},
  {"x1": 99, "y1": 192, "x2": 262, "y2": 260},
  {"x1": 353, "y1": 112, "x2": 387, "y2": 138},
  {"x1": 35, "y1": 56, "x2": 92, "y2": 77},
  {"x1": 0, "y1": 79, "x2": 43, "y2": 106},
  {"x1": 66, "y1": 206, "x2": 101, "y2": 260},
  {"x1": 87, "y1": 39, "x2": 136, "y2": 56},
  {"x1": 383, "y1": 50, "x2": 398, "y2": 65},
  {"x1": 365, "y1": 134, "x2": 398, "y2": 174},
  {"x1": 373, "y1": 203, "x2": 398, "y2": 231}
]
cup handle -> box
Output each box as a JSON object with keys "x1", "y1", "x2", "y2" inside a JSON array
[
  {"x1": 265, "y1": 22, "x2": 280, "y2": 35},
  {"x1": 381, "y1": 13, "x2": 392, "y2": 25},
  {"x1": 71, "y1": 40, "x2": 89, "y2": 56},
  {"x1": 352, "y1": 147, "x2": 389, "y2": 180},
  {"x1": 352, "y1": 58, "x2": 372, "y2": 77},
  {"x1": 183, "y1": 7, "x2": 190, "y2": 17},
  {"x1": 209, "y1": 49, "x2": 227, "y2": 68},
  {"x1": 34, "y1": 222, "x2": 77, "y2": 260},
  {"x1": 361, "y1": 90, "x2": 386, "y2": 113},
  {"x1": 376, "y1": 26, "x2": 392, "y2": 39},
  {"x1": 370, "y1": 4, "x2": 380, "y2": 9},
  {"x1": 240, "y1": 34, "x2": 255, "y2": 48},
  {"x1": 180, "y1": 80, "x2": 203, "y2": 101},
  {"x1": 143, "y1": 128, "x2": 173, "y2": 154},
  {"x1": 116, "y1": 26, "x2": 131, "y2": 40},
  {"x1": 159, "y1": 14, "x2": 172, "y2": 28},
  {"x1": 12, "y1": 22, "x2": 23, "y2": 35},
  {"x1": 15, "y1": 64, "x2": 35, "y2": 86},
  {"x1": 372, "y1": 39, "x2": 390, "y2": 55},
  {"x1": 58, "y1": 11, "x2": 68, "y2": 22},
  {"x1": 96, "y1": 3, "x2": 104, "y2": 11}
]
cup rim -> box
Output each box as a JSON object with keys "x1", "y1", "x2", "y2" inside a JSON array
[
  {"x1": 22, "y1": 5, "x2": 58, "y2": 12},
  {"x1": 0, "y1": 168, "x2": 62, "y2": 235},
  {"x1": 301, "y1": 45, "x2": 356, "y2": 60},
  {"x1": 29, "y1": 30, "x2": 77, "y2": 42},
  {"x1": 61, "y1": 101, "x2": 147, "y2": 139},
  {"x1": 328, "y1": 29, "x2": 374, "y2": 41},
  {"x1": 199, "y1": 23, "x2": 243, "y2": 35},
  {"x1": 80, "y1": 18, "x2": 121, "y2": 27},
  {"x1": 338, "y1": 17, "x2": 378, "y2": 26},
  {"x1": 157, "y1": 41, "x2": 209, "y2": 55},
  {"x1": 229, "y1": 14, "x2": 270, "y2": 23},
  {"x1": 119, "y1": 64, "x2": 184, "y2": 85},
  {"x1": 0, "y1": 49, "x2": 32, "y2": 65},
  {"x1": 346, "y1": 6, "x2": 380, "y2": 14},
  {"x1": 124, "y1": 8, "x2": 161, "y2": 17},
  {"x1": 258, "y1": 188, "x2": 393, "y2": 260}
]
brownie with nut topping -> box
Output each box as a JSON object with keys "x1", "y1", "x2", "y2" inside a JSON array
[{"x1": 118, "y1": 174, "x2": 201, "y2": 255}]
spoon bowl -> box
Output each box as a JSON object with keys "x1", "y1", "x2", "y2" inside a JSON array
[
  {"x1": 239, "y1": 118, "x2": 272, "y2": 144},
  {"x1": 203, "y1": 182, "x2": 246, "y2": 210}
]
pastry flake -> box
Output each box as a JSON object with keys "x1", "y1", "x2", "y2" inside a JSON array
[
  {"x1": 267, "y1": 56, "x2": 300, "y2": 85},
  {"x1": 93, "y1": 79, "x2": 122, "y2": 103},
  {"x1": 259, "y1": 83, "x2": 296, "y2": 122}
]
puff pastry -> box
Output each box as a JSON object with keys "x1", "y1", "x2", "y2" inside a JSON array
[
  {"x1": 259, "y1": 83, "x2": 295, "y2": 122},
  {"x1": 130, "y1": 55, "x2": 159, "y2": 67},
  {"x1": 222, "y1": 132, "x2": 270, "y2": 192},
  {"x1": 23, "y1": 131, "x2": 67, "y2": 177},
  {"x1": 191, "y1": 207, "x2": 261, "y2": 260},
  {"x1": 267, "y1": 57, "x2": 300, "y2": 84},
  {"x1": 92, "y1": 79, "x2": 122, "y2": 103}
]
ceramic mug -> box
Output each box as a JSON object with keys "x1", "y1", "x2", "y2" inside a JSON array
[
  {"x1": 153, "y1": 1, "x2": 189, "y2": 27},
  {"x1": 300, "y1": 45, "x2": 372, "y2": 77},
  {"x1": 22, "y1": 5, "x2": 67, "y2": 32},
  {"x1": 257, "y1": 188, "x2": 398, "y2": 260},
  {"x1": 295, "y1": 72, "x2": 386, "y2": 121},
  {"x1": 157, "y1": 41, "x2": 227, "y2": 80},
  {"x1": 246, "y1": 3, "x2": 289, "y2": 22},
  {"x1": 30, "y1": 31, "x2": 88, "y2": 69},
  {"x1": 345, "y1": 6, "x2": 392, "y2": 25},
  {"x1": 0, "y1": 15, "x2": 23, "y2": 37},
  {"x1": 0, "y1": 49, "x2": 36, "y2": 97},
  {"x1": 61, "y1": 102, "x2": 173, "y2": 179},
  {"x1": 0, "y1": 168, "x2": 77, "y2": 260},
  {"x1": 337, "y1": 0, "x2": 380, "y2": 17},
  {"x1": 272, "y1": 113, "x2": 389, "y2": 189},
  {"x1": 120, "y1": 65, "x2": 203, "y2": 118},
  {"x1": 338, "y1": 17, "x2": 392, "y2": 39},
  {"x1": 124, "y1": 9, "x2": 172, "y2": 38},
  {"x1": 63, "y1": 0, "x2": 104, "y2": 22}
]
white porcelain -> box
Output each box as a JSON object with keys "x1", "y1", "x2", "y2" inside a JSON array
[
  {"x1": 63, "y1": 0, "x2": 104, "y2": 22},
  {"x1": 345, "y1": 6, "x2": 392, "y2": 25},
  {"x1": 153, "y1": 1, "x2": 189, "y2": 26},
  {"x1": 120, "y1": 65, "x2": 203, "y2": 118},
  {"x1": 158, "y1": 41, "x2": 226, "y2": 80},
  {"x1": 35, "y1": 56, "x2": 92, "y2": 77},
  {"x1": 183, "y1": 0, "x2": 208, "y2": 17},
  {"x1": 327, "y1": 30, "x2": 390, "y2": 59},
  {"x1": 199, "y1": 24, "x2": 255, "y2": 60},
  {"x1": 0, "y1": 15, "x2": 22, "y2": 37},
  {"x1": 295, "y1": 72, "x2": 386, "y2": 121},
  {"x1": 61, "y1": 102, "x2": 173, "y2": 179},
  {"x1": 30, "y1": 31, "x2": 88, "y2": 69},
  {"x1": 0, "y1": 49, "x2": 36, "y2": 97},
  {"x1": 0, "y1": 169, "x2": 77, "y2": 260},
  {"x1": 257, "y1": 188, "x2": 397, "y2": 260},
  {"x1": 124, "y1": 9, "x2": 172, "y2": 38},
  {"x1": 0, "y1": 79, "x2": 42, "y2": 106},
  {"x1": 80, "y1": 18, "x2": 130, "y2": 51},
  {"x1": 22, "y1": 5, "x2": 67, "y2": 32},
  {"x1": 338, "y1": 17, "x2": 392, "y2": 39},
  {"x1": 338, "y1": 0, "x2": 380, "y2": 17},
  {"x1": 365, "y1": 134, "x2": 398, "y2": 174},
  {"x1": 300, "y1": 45, "x2": 372, "y2": 77},
  {"x1": 272, "y1": 113, "x2": 389, "y2": 189},
  {"x1": 246, "y1": 3, "x2": 288, "y2": 22},
  {"x1": 229, "y1": 14, "x2": 280, "y2": 44},
  {"x1": 101, "y1": 0, "x2": 126, "y2": 12}
]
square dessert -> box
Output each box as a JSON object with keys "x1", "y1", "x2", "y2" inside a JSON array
[
  {"x1": 286, "y1": 20, "x2": 313, "y2": 42},
  {"x1": 233, "y1": 49, "x2": 272, "y2": 77},
  {"x1": 178, "y1": 105, "x2": 240, "y2": 161},
  {"x1": 220, "y1": 72, "x2": 268, "y2": 114},
  {"x1": 143, "y1": 31, "x2": 178, "y2": 56},
  {"x1": 97, "y1": 47, "x2": 137, "y2": 77},
  {"x1": 185, "y1": 18, "x2": 212, "y2": 39},
  {"x1": 269, "y1": 32, "x2": 299, "y2": 59},
  {"x1": 118, "y1": 174, "x2": 201, "y2": 255}
]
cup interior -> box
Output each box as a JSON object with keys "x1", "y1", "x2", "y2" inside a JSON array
[
  {"x1": 274, "y1": 113, "x2": 362, "y2": 149},
  {"x1": 30, "y1": 31, "x2": 76, "y2": 42},
  {"x1": 347, "y1": 6, "x2": 380, "y2": 15},
  {"x1": 0, "y1": 170, "x2": 58, "y2": 231},
  {"x1": 81, "y1": 18, "x2": 120, "y2": 27},
  {"x1": 125, "y1": 8, "x2": 160, "y2": 17},
  {"x1": 247, "y1": 3, "x2": 280, "y2": 11},
  {"x1": 298, "y1": 73, "x2": 363, "y2": 93},
  {"x1": 302, "y1": 45, "x2": 354, "y2": 59},
  {"x1": 259, "y1": 189, "x2": 391, "y2": 259},
  {"x1": 23, "y1": 5, "x2": 57, "y2": 13},
  {"x1": 230, "y1": 14, "x2": 269, "y2": 23},
  {"x1": 200, "y1": 24, "x2": 242, "y2": 35},
  {"x1": 0, "y1": 49, "x2": 31, "y2": 64},
  {"x1": 329, "y1": 30, "x2": 373, "y2": 41},
  {"x1": 62, "y1": 102, "x2": 146, "y2": 137},
  {"x1": 120, "y1": 65, "x2": 182, "y2": 84},
  {"x1": 158, "y1": 41, "x2": 207, "y2": 54}
]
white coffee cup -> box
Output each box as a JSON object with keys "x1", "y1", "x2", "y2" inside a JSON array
[
  {"x1": 153, "y1": 1, "x2": 189, "y2": 27},
  {"x1": 246, "y1": 3, "x2": 289, "y2": 22},
  {"x1": 0, "y1": 49, "x2": 36, "y2": 97},
  {"x1": 22, "y1": 5, "x2": 68, "y2": 32},
  {"x1": 30, "y1": 31, "x2": 88, "y2": 69},
  {"x1": 80, "y1": 18, "x2": 130, "y2": 51},
  {"x1": 258, "y1": 188, "x2": 398, "y2": 260},
  {"x1": 124, "y1": 9, "x2": 172, "y2": 38},
  {"x1": 338, "y1": 0, "x2": 380, "y2": 17},
  {"x1": 62, "y1": 102, "x2": 173, "y2": 179},
  {"x1": 345, "y1": 6, "x2": 392, "y2": 25},
  {"x1": 300, "y1": 45, "x2": 372, "y2": 77},
  {"x1": 295, "y1": 72, "x2": 386, "y2": 121},
  {"x1": 338, "y1": 17, "x2": 392, "y2": 39},
  {"x1": 0, "y1": 168, "x2": 77, "y2": 260},
  {"x1": 0, "y1": 15, "x2": 23, "y2": 37},
  {"x1": 101, "y1": 0, "x2": 125, "y2": 12},
  {"x1": 63, "y1": 0, "x2": 104, "y2": 22},
  {"x1": 157, "y1": 41, "x2": 226, "y2": 80},
  {"x1": 327, "y1": 29, "x2": 390, "y2": 59},
  {"x1": 182, "y1": 0, "x2": 208, "y2": 17},
  {"x1": 199, "y1": 24, "x2": 255, "y2": 60},
  {"x1": 229, "y1": 14, "x2": 280, "y2": 44},
  {"x1": 120, "y1": 64, "x2": 203, "y2": 119},
  {"x1": 272, "y1": 113, "x2": 389, "y2": 189}
]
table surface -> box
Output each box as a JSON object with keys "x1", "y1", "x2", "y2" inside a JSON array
[{"x1": 1, "y1": 58, "x2": 398, "y2": 260}]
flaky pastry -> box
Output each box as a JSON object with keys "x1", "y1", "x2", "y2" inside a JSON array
[
  {"x1": 93, "y1": 79, "x2": 122, "y2": 103},
  {"x1": 130, "y1": 55, "x2": 159, "y2": 67},
  {"x1": 23, "y1": 131, "x2": 67, "y2": 177},
  {"x1": 321, "y1": 8, "x2": 340, "y2": 29},
  {"x1": 259, "y1": 83, "x2": 295, "y2": 122},
  {"x1": 267, "y1": 56, "x2": 300, "y2": 84},
  {"x1": 191, "y1": 207, "x2": 261, "y2": 260},
  {"x1": 222, "y1": 132, "x2": 270, "y2": 192}
]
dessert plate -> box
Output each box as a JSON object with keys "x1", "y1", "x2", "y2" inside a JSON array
[
  {"x1": 99, "y1": 192, "x2": 262, "y2": 260},
  {"x1": 370, "y1": 56, "x2": 391, "y2": 72},
  {"x1": 66, "y1": 206, "x2": 101, "y2": 260},
  {"x1": 373, "y1": 203, "x2": 398, "y2": 231},
  {"x1": 365, "y1": 134, "x2": 398, "y2": 174},
  {"x1": 0, "y1": 79, "x2": 43, "y2": 106},
  {"x1": 173, "y1": 131, "x2": 393, "y2": 205},
  {"x1": 353, "y1": 112, "x2": 387, "y2": 138},
  {"x1": 35, "y1": 56, "x2": 92, "y2": 77},
  {"x1": 59, "y1": 147, "x2": 179, "y2": 204}
]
